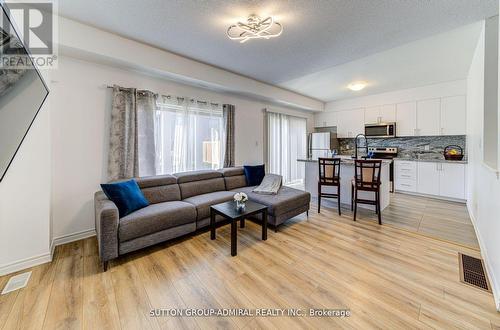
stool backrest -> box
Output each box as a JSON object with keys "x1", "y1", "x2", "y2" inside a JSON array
[
  {"x1": 318, "y1": 158, "x2": 341, "y2": 184},
  {"x1": 354, "y1": 159, "x2": 382, "y2": 188}
]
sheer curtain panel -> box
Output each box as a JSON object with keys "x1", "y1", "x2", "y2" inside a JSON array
[{"x1": 267, "y1": 111, "x2": 306, "y2": 187}]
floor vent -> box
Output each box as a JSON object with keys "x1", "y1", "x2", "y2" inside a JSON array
[
  {"x1": 459, "y1": 253, "x2": 491, "y2": 292},
  {"x1": 1, "y1": 271, "x2": 31, "y2": 295}
]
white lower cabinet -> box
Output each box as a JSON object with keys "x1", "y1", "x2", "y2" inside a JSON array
[
  {"x1": 439, "y1": 163, "x2": 466, "y2": 199},
  {"x1": 395, "y1": 160, "x2": 466, "y2": 200},
  {"x1": 417, "y1": 162, "x2": 440, "y2": 196}
]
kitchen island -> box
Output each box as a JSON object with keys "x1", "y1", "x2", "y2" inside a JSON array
[{"x1": 298, "y1": 156, "x2": 392, "y2": 211}]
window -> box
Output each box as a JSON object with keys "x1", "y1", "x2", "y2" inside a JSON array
[
  {"x1": 154, "y1": 98, "x2": 225, "y2": 174},
  {"x1": 267, "y1": 111, "x2": 307, "y2": 188}
]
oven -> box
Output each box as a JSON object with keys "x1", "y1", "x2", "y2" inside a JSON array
[
  {"x1": 367, "y1": 147, "x2": 398, "y2": 193},
  {"x1": 365, "y1": 122, "x2": 396, "y2": 138}
]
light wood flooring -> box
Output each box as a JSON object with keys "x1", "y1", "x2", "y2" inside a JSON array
[
  {"x1": 0, "y1": 201, "x2": 497, "y2": 329},
  {"x1": 319, "y1": 192, "x2": 479, "y2": 249}
]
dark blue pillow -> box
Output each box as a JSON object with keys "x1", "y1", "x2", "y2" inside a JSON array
[
  {"x1": 244, "y1": 164, "x2": 265, "y2": 186},
  {"x1": 100, "y1": 179, "x2": 149, "y2": 218}
]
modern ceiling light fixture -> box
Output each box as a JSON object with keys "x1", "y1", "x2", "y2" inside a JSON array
[
  {"x1": 347, "y1": 81, "x2": 367, "y2": 91},
  {"x1": 227, "y1": 15, "x2": 283, "y2": 43}
]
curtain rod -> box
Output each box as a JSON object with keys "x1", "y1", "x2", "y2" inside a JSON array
[{"x1": 105, "y1": 85, "x2": 220, "y2": 106}]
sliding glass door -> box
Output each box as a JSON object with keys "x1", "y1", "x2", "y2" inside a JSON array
[{"x1": 267, "y1": 112, "x2": 307, "y2": 188}]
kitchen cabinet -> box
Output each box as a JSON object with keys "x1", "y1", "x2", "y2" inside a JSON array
[
  {"x1": 364, "y1": 104, "x2": 396, "y2": 124},
  {"x1": 314, "y1": 111, "x2": 337, "y2": 128},
  {"x1": 417, "y1": 162, "x2": 440, "y2": 196},
  {"x1": 439, "y1": 163, "x2": 466, "y2": 199},
  {"x1": 337, "y1": 108, "x2": 364, "y2": 138},
  {"x1": 364, "y1": 106, "x2": 380, "y2": 124},
  {"x1": 396, "y1": 102, "x2": 417, "y2": 136},
  {"x1": 440, "y1": 95, "x2": 466, "y2": 135},
  {"x1": 416, "y1": 98, "x2": 441, "y2": 136},
  {"x1": 394, "y1": 160, "x2": 417, "y2": 192},
  {"x1": 396, "y1": 160, "x2": 466, "y2": 200}
]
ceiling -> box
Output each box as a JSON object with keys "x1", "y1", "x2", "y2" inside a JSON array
[
  {"x1": 59, "y1": 0, "x2": 497, "y2": 101},
  {"x1": 280, "y1": 22, "x2": 484, "y2": 101}
]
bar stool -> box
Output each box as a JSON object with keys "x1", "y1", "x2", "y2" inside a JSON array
[
  {"x1": 318, "y1": 158, "x2": 342, "y2": 215},
  {"x1": 351, "y1": 159, "x2": 382, "y2": 224}
]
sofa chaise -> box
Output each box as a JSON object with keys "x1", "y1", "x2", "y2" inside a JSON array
[{"x1": 94, "y1": 167, "x2": 310, "y2": 270}]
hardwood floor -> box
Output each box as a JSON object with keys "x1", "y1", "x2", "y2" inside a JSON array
[
  {"x1": 0, "y1": 201, "x2": 497, "y2": 329},
  {"x1": 319, "y1": 192, "x2": 479, "y2": 249}
]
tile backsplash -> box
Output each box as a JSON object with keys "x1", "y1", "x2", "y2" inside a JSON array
[{"x1": 338, "y1": 135, "x2": 466, "y2": 160}]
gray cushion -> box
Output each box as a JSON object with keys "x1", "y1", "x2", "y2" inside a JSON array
[
  {"x1": 224, "y1": 175, "x2": 247, "y2": 190},
  {"x1": 141, "y1": 184, "x2": 181, "y2": 204},
  {"x1": 119, "y1": 201, "x2": 196, "y2": 242},
  {"x1": 183, "y1": 191, "x2": 235, "y2": 220},
  {"x1": 178, "y1": 177, "x2": 226, "y2": 199},
  {"x1": 219, "y1": 167, "x2": 244, "y2": 177},
  {"x1": 135, "y1": 175, "x2": 177, "y2": 188},
  {"x1": 174, "y1": 170, "x2": 222, "y2": 183},
  {"x1": 231, "y1": 186, "x2": 310, "y2": 216}
]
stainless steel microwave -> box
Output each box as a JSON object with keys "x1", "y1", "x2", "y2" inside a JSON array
[{"x1": 364, "y1": 122, "x2": 396, "y2": 138}]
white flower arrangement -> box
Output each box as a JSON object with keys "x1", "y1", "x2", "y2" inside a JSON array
[{"x1": 233, "y1": 192, "x2": 248, "y2": 203}]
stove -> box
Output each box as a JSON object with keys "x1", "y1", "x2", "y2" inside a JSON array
[{"x1": 367, "y1": 147, "x2": 398, "y2": 192}]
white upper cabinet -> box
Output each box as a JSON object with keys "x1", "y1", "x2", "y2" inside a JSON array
[
  {"x1": 416, "y1": 98, "x2": 441, "y2": 136},
  {"x1": 396, "y1": 102, "x2": 417, "y2": 136},
  {"x1": 337, "y1": 108, "x2": 364, "y2": 138},
  {"x1": 380, "y1": 104, "x2": 396, "y2": 122},
  {"x1": 364, "y1": 104, "x2": 396, "y2": 124},
  {"x1": 314, "y1": 111, "x2": 337, "y2": 128},
  {"x1": 440, "y1": 95, "x2": 466, "y2": 135},
  {"x1": 364, "y1": 106, "x2": 380, "y2": 124}
]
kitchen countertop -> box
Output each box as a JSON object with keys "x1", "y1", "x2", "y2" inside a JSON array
[
  {"x1": 393, "y1": 157, "x2": 468, "y2": 164},
  {"x1": 297, "y1": 156, "x2": 392, "y2": 165}
]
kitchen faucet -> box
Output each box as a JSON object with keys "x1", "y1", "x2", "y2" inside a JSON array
[{"x1": 354, "y1": 134, "x2": 369, "y2": 159}]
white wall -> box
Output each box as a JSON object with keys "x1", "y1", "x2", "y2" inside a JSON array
[
  {"x1": 50, "y1": 55, "x2": 314, "y2": 241},
  {"x1": 324, "y1": 79, "x2": 466, "y2": 112},
  {"x1": 466, "y1": 21, "x2": 500, "y2": 310},
  {"x1": 0, "y1": 73, "x2": 51, "y2": 275}
]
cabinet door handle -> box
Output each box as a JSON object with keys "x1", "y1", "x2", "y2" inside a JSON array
[
  {"x1": 401, "y1": 174, "x2": 412, "y2": 178},
  {"x1": 401, "y1": 184, "x2": 411, "y2": 187}
]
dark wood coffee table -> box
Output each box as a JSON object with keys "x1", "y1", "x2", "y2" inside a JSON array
[{"x1": 210, "y1": 200, "x2": 268, "y2": 256}]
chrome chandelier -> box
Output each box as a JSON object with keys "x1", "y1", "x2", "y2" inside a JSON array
[{"x1": 227, "y1": 15, "x2": 283, "y2": 43}]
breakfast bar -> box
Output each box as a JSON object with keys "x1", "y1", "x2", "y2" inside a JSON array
[{"x1": 298, "y1": 156, "x2": 392, "y2": 211}]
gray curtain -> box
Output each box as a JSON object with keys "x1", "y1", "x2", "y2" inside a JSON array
[
  {"x1": 137, "y1": 91, "x2": 157, "y2": 177},
  {"x1": 223, "y1": 104, "x2": 235, "y2": 167},
  {"x1": 107, "y1": 85, "x2": 157, "y2": 181}
]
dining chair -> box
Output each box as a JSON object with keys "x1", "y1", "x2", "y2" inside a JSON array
[{"x1": 318, "y1": 158, "x2": 342, "y2": 215}]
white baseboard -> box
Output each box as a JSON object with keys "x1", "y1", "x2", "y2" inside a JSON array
[
  {"x1": 0, "y1": 229, "x2": 96, "y2": 277},
  {"x1": 0, "y1": 252, "x2": 52, "y2": 277},
  {"x1": 51, "y1": 228, "x2": 96, "y2": 248},
  {"x1": 466, "y1": 201, "x2": 500, "y2": 311},
  {"x1": 395, "y1": 190, "x2": 466, "y2": 203}
]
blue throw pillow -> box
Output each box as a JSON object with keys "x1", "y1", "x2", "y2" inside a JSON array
[
  {"x1": 100, "y1": 179, "x2": 149, "y2": 218},
  {"x1": 244, "y1": 164, "x2": 265, "y2": 186}
]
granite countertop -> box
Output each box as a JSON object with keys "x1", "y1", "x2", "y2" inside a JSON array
[
  {"x1": 297, "y1": 156, "x2": 392, "y2": 165},
  {"x1": 393, "y1": 157, "x2": 468, "y2": 164}
]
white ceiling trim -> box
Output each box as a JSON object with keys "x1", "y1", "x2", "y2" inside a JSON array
[{"x1": 57, "y1": 16, "x2": 324, "y2": 112}]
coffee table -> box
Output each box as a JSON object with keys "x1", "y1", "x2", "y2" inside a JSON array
[{"x1": 210, "y1": 200, "x2": 268, "y2": 256}]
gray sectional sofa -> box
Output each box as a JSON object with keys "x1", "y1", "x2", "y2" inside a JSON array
[{"x1": 94, "y1": 167, "x2": 310, "y2": 270}]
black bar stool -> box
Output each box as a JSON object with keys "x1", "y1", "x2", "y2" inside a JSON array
[
  {"x1": 351, "y1": 159, "x2": 382, "y2": 224},
  {"x1": 318, "y1": 158, "x2": 342, "y2": 215}
]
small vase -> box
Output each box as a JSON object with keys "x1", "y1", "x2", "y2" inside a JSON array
[{"x1": 236, "y1": 200, "x2": 246, "y2": 211}]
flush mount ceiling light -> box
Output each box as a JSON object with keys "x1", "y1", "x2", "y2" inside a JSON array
[
  {"x1": 227, "y1": 15, "x2": 283, "y2": 43},
  {"x1": 347, "y1": 81, "x2": 367, "y2": 91}
]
